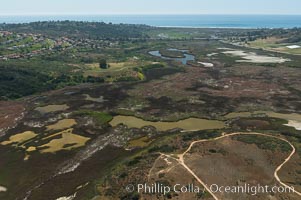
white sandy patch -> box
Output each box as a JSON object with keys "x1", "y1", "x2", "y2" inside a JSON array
[
  {"x1": 218, "y1": 47, "x2": 233, "y2": 50},
  {"x1": 286, "y1": 45, "x2": 300, "y2": 49},
  {"x1": 76, "y1": 182, "x2": 89, "y2": 190},
  {"x1": 83, "y1": 94, "x2": 106, "y2": 103},
  {"x1": 164, "y1": 157, "x2": 172, "y2": 165},
  {"x1": 56, "y1": 193, "x2": 76, "y2": 200},
  {"x1": 237, "y1": 56, "x2": 289, "y2": 63},
  {"x1": 0, "y1": 186, "x2": 7, "y2": 192},
  {"x1": 224, "y1": 50, "x2": 249, "y2": 57},
  {"x1": 223, "y1": 50, "x2": 290, "y2": 63},
  {"x1": 198, "y1": 62, "x2": 214, "y2": 68},
  {"x1": 284, "y1": 120, "x2": 301, "y2": 130},
  {"x1": 207, "y1": 53, "x2": 218, "y2": 57}
]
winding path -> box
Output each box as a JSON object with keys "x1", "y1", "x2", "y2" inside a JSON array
[{"x1": 161, "y1": 132, "x2": 301, "y2": 199}]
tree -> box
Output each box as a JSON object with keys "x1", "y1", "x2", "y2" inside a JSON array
[{"x1": 99, "y1": 59, "x2": 109, "y2": 69}]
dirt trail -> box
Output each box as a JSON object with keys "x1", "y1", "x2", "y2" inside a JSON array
[{"x1": 162, "y1": 132, "x2": 301, "y2": 199}]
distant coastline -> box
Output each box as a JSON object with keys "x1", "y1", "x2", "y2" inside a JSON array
[
  {"x1": 157, "y1": 26, "x2": 256, "y2": 29},
  {"x1": 1, "y1": 14, "x2": 301, "y2": 28}
]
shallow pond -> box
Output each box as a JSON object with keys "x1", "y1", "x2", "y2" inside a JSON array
[
  {"x1": 149, "y1": 48, "x2": 195, "y2": 65},
  {"x1": 46, "y1": 119, "x2": 77, "y2": 131},
  {"x1": 35, "y1": 104, "x2": 69, "y2": 114},
  {"x1": 39, "y1": 128, "x2": 90, "y2": 153},
  {"x1": 110, "y1": 115, "x2": 225, "y2": 131},
  {"x1": 1, "y1": 131, "x2": 37, "y2": 146},
  {"x1": 110, "y1": 111, "x2": 301, "y2": 132}
]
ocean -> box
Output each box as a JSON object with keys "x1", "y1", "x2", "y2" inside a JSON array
[{"x1": 0, "y1": 15, "x2": 301, "y2": 28}]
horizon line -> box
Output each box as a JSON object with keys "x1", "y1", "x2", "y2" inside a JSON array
[{"x1": 1, "y1": 13, "x2": 301, "y2": 16}]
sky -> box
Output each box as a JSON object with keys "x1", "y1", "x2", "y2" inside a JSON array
[{"x1": 1, "y1": 0, "x2": 301, "y2": 15}]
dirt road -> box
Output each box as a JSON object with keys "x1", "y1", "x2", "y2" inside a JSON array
[{"x1": 162, "y1": 132, "x2": 301, "y2": 199}]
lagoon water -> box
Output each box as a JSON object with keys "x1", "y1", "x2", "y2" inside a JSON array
[
  {"x1": 1, "y1": 15, "x2": 301, "y2": 28},
  {"x1": 149, "y1": 49, "x2": 195, "y2": 65}
]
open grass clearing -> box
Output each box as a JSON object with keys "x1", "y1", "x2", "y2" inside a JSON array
[
  {"x1": 249, "y1": 37, "x2": 301, "y2": 55},
  {"x1": 127, "y1": 136, "x2": 153, "y2": 148}
]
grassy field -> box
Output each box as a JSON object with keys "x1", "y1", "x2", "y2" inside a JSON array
[{"x1": 249, "y1": 37, "x2": 301, "y2": 55}]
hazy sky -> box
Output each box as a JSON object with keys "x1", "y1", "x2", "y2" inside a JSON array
[{"x1": 1, "y1": 0, "x2": 301, "y2": 15}]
